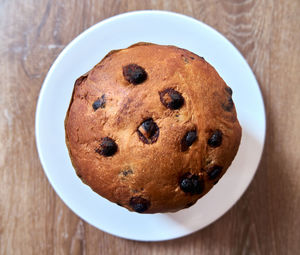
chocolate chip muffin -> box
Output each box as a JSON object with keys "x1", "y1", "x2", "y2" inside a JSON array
[{"x1": 65, "y1": 42, "x2": 242, "y2": 213}]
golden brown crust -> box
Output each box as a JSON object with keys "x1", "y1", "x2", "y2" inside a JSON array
[{"x1": 65, "y1": 43, "x2": 242, "y2": 213}]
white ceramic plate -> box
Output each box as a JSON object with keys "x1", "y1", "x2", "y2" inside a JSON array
[{"x1": 35, "y1": 10, "x2": 266, "y2": 241}]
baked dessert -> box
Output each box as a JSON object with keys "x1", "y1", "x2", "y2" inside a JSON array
[{"x1": 65, "y1": 42, "x2": 242, "y2": 213}]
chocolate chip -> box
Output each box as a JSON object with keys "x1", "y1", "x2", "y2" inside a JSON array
[
  {"x1": 95, "y1": 137, "x2": 118, "y2": 157},
  {"x1": 180, "y1": 173, "x2": 204, "y2": 195},
  {"x1": 180, "y1": 178, "x2": 193, "y2": 192},
  {"x1": 222, "y1": 97, "x2": 234, "y2": 112},
  {"x1": 122, "y1": 169, "x2": 133, "y2": 176},
  {"x1": 137, "y1": 118, "x2": 159, "y2": 144},
  {"x1": 207, "y1": 166, "x2": 223, "y2": 180},
  {"x1": 181, "y1": 130, "x2": 197, "y2": 151},
  {"x1": 208, "y1": 130, "x2": 223, "y2": 147},
  {"x1": 190, "y1": 56, "x2": 195, "y2": 60},
  {"x1": 186, "y1": 131, "x2": 197, "y2": 146},
  {"x1": 123, "y1": 64, "x2": 147, "y2": 85},
  {"x1": 130, "y1": 196, "x2": 150, "y2": 213},
  {"x1": 225, "y1": 86, "x2": 233, "y2": 96},
  {"x1": 159, "y1": 88, "x2": 184, "y2": 110},
  {"x1": 92, "y1": 94, "x2": 105, "y2": 110},
  {"x1": 142, "y1": 119, "x2": 154, "y2": 133}
]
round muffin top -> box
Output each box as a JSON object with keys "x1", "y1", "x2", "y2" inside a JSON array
[{"x1": 65, "y1": 42, "x2": 242, "y2": 213}]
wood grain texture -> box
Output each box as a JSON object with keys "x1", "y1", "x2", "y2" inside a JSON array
[{"x1": 0, "y1": 0, "x2": 299, "y2": 254}]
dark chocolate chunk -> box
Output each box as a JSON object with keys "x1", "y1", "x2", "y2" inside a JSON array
[
  {"x1": 207, "y1": 165, "x2": 223, "y2": 180},
  {"x1": 95, "y1": 137, "x2": 118, "y2": 157},
  {"x1": 130, "y1": 196, "x2": 150, "y2": 213},
  {"x1": 180, "y1": 178, "x2": 193, "y2": 192},
  {"x1": 137, "y1": 118, "x2": 159, "y2": 144},
  {"x1": 92, "y1": 94, "x2": 105, "y2": 110},
  {"x1": 159, "y1": 88, "x2": 184, "y2": 110},
  {"x1": 179, "y1": 173, "x2": 204, "y2": 195},
  {"x1": 222, "y1": 97, "x2": 234, "y2": 112},
  {"x1": 207, "y1": 130, "x2": 223, "y2": 147},
  {"x1": 181, "y1": 130, "x2": 197, "y2": 151},
  {"x1": 185, "y1": 131, "x2": 197, "y2": 146},
  {"x1": 225, "y1": 86, "x2": 233, "y2": 96},
  {"x1": 142, "y1": 119, "x2": 154, "y2": 133},
  {"x1": 123, "y1": 64, "x2": 147, "y2": 85},
  {"x1": 122, "y1": 169, "x2": 133, "y2": 176}
]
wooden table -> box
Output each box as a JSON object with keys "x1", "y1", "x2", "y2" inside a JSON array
[{"x1": 1, "y1": 1, "x2": 299, "y2": 254}]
